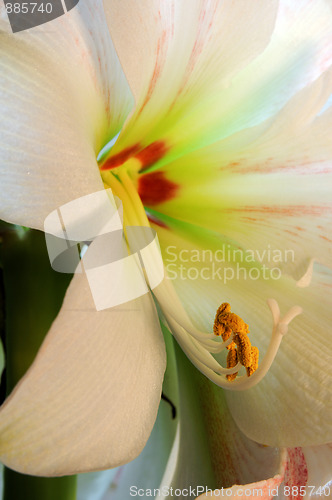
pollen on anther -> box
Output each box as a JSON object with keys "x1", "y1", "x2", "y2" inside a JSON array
[
  {"x1": 215, "y1": 302, "x2": 231, "y2": 317},
  {"x1": 234, "y1": 332, "x2": 252, "y2": 368},
  {"x1": 215, "y1": 304, "x2": 249, "y2": 336},
  {"x1": 213, "y1": 302, "x2": 259, "y2": 378},
  {"x1": 214, "y1": 302, "x2": 248, "y2": 349},
  {"x1": 246, "y1": 346, "x2": 259, "y2": 377},
  {"x1": 226, "y1": 347, "x2": 238, "y2": 381},
  {"x1": 213, "y1": 321, "x2": 236, "y2": 349}
]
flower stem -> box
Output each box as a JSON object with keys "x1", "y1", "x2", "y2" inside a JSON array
[{"x1": 0, "y1": 225, "x2": 76, "y2": 500}]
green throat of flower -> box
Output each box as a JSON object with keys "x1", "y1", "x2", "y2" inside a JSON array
[{"x1": 101, "y1": 161, "x2": 302, "y2": 391}]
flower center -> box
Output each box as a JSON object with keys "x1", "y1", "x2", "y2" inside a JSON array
[
  {"x1": 100, "y1": 140, "x2": 168, "y2": 172},
  {"x1": 100, "y1": 140, "x2": 179, "y2": 212}
]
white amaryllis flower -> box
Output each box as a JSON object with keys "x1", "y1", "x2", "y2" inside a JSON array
[{"x1": 0, "y1": 0, "x2": 331, "y2": 480}]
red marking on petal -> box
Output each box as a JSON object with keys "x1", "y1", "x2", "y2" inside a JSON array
[
  {"x1": 320, "y1": 235, "x2": 332, "y2": 242},
  {"x1": 137, "y1": 20, "x2": 171, "y2": 115},
  {"x1": 138, "y1": 172, "x2": 179, "y2": 206},
  {"x1": 101, "y1": 144, "x2": 141, "y2": 170},
  {"x1": 242, "y1": 216, "x2": 260, "y2": 222},
  {"x1": 229, "y1": 157, "x2": 332, "y2": 175},
  {"x1": 284, "y1": 229, "x2": 299, "y2": 236},
  {"x1": 221, "y1": 205, "x2": 331, "y2": 217},
  {"x1": 100, "y1": 141, "x2": 168, "y2": 172},
  {"x1": 284, "y1": 448, "x2": 308, "y2": 499},
  {"x1": 168, "y1": 4, "x2": 218, "y2": 112},
  {"x1": 147, "y1": 214, "x2": 168, "y2": 229},
  {"x1": 136, "y1": 141, "x2": 168, "y2": 172}
]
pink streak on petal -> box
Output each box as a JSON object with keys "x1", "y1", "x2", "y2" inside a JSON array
[{"x1": 284, "y1": 447, "x2": 309, "y2": 499}]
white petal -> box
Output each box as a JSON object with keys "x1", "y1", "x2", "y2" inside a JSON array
[
  {"x1": 104, "y1": 0, "x2": 278, "y2": 102},
  {"x1": 101, "y1": 328, "x2": 179, "y2": 499},
  {"x1": 0, "y1": 0, "x2": 133, "y2": 229},
  {"x1": 0, "y1": 271, "x2": 166, "y2": 476}
]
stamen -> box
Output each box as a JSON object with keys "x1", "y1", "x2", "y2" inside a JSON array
[{"x1": 164, "y1": 297, "x2": 302, "y2": 391}]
